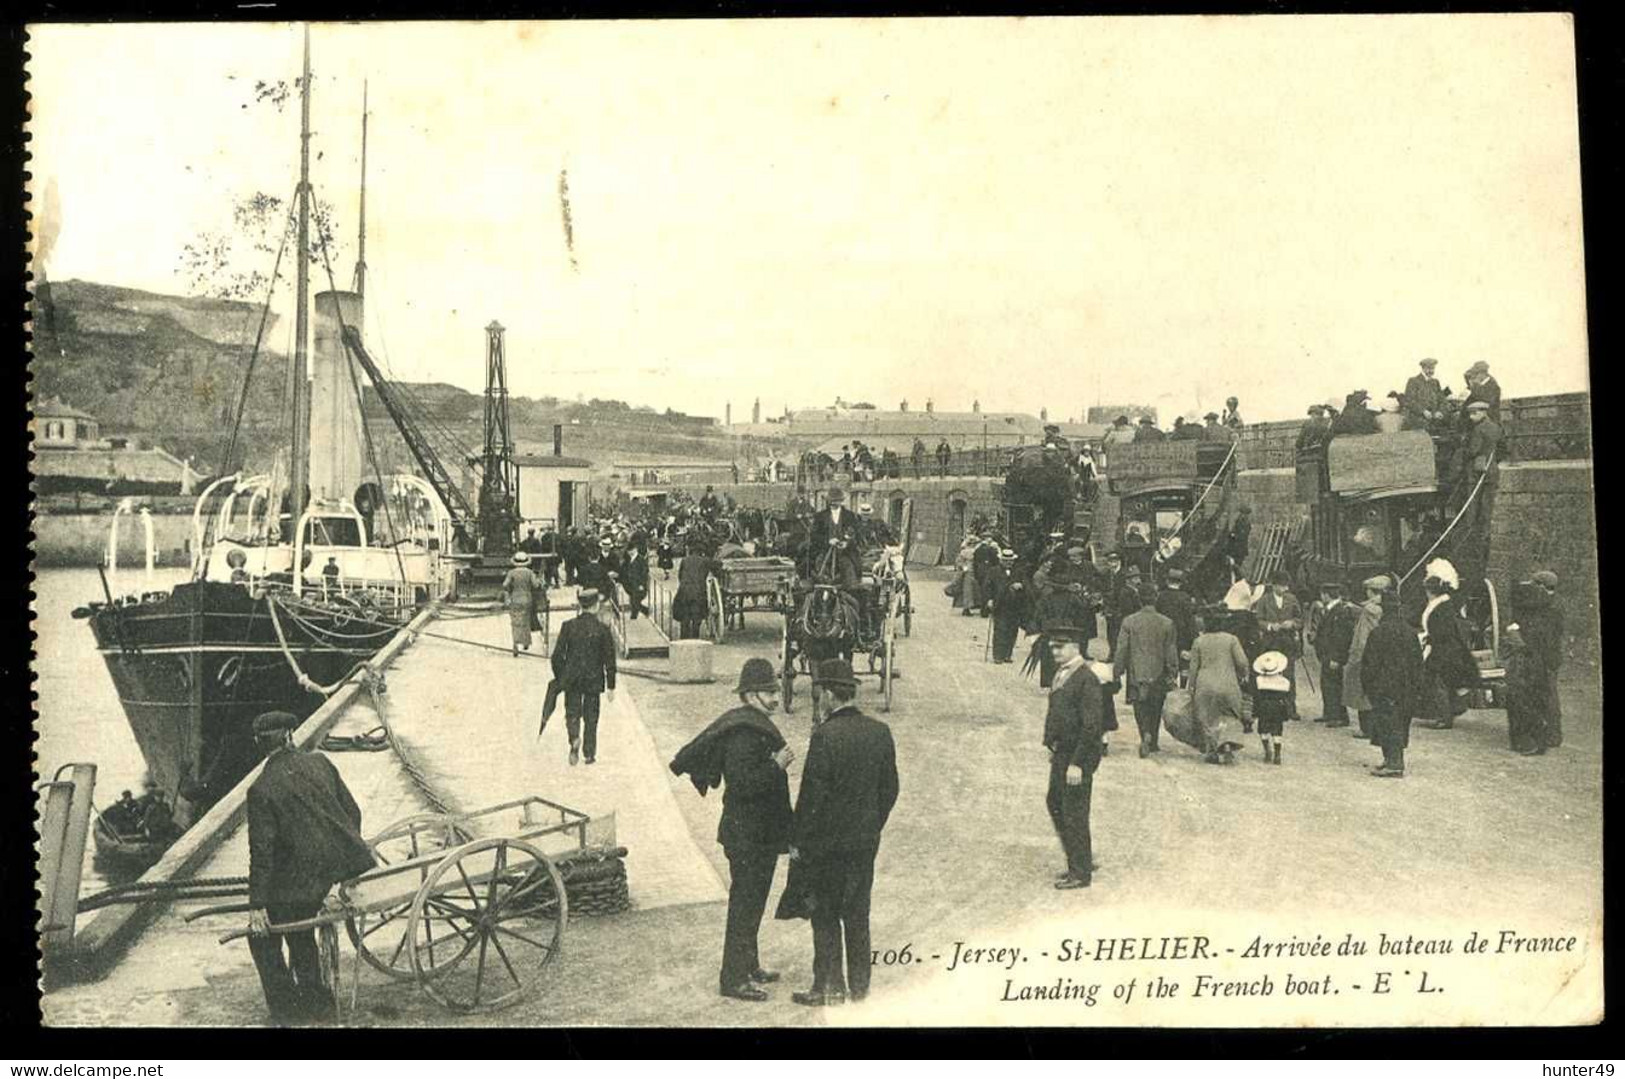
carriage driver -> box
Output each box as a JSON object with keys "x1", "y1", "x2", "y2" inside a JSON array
[
  {"x1": 810, "y1": 487, "x2": 864, "y2": 588},
  {"x1": 245, "y1": 710, "x2": 375, "y2": 1024}
]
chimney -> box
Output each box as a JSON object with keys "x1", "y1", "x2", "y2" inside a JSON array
[
  {"x1": 726, "y1": 402, "x2": 732, "y2": 426},
  {"x1": 926, "y1": 398, "x2": 934, "y2": 414},
  {"x1": 752, "y1": 397, "x2": 761, "y2": 424},
  {"x1": 900, "y1": 398, "x2": 909, "y2": 412},
  {"x1": 973, "y1": 399, "x2": 981, "y2": 414},
  {"x1": 1040, "y1": 406, "x2": 1048, "y2": 421},
  {"x1": 553, "y1": 424, "x2": 563, "y2": 456}
]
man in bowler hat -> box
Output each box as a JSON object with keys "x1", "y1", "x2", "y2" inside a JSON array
[
  {"x1": 669, "y1": 658, "x2": 796, "y2": 1001},
  {"x1": 789, "y1": 658, "x2": 900, "y2": 1006},
  {"x1": 551, "y1": 588, "x2": 618, "y2": 765}
]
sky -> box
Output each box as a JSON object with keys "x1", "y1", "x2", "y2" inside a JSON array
[{"x1": 27, "y1": 15, "x2": 1590, "y2": 424}]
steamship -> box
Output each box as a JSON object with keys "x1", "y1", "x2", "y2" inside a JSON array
[{"x1": 75, "y1": 31, "x2": 453, "y2": 827}]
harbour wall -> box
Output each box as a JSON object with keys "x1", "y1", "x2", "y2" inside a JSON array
[{"x1": 32, "y1": 511, "x2": 195, "y2": 570}]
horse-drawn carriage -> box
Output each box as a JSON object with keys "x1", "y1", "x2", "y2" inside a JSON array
[{"x1": 777, "y1": 550, "x2": 906, "y2": 714}]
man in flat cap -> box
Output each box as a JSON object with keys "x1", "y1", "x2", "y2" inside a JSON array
[
  {"x1": 789, "y1": 658, "x2": 899, "y2": 1006},
  {"x1": 670, "y1": 658, "x2": 795, "y2": 1002},
  {"x1": 810, "y1": 486, "x2": 864, "y2": 588},
  {"x1": 1447, "y1": 399, "x2": 1503, "y2": 530},
  {"x1": 1042, "y1": 627, "x2": 1106, "y2": 888},
  {"x1": 1296, "y1": 404, "x2": 1330, "y2": 454},
  {"x1": 245, "y1": 711, "x2": 374, "y2": 1024},
  {"x1": 1133, "y1": 415, "x2": 1165, "y2": 443},
  {"x1": 1404, "y1": 358, "x2": 1448, "y2": 431},
  {"x1": 552, "y1": 588, "x2": 618, "y2": 765},
  {"x1": 1462, "y1": 360, "x2": 1502, "y2": 423}
]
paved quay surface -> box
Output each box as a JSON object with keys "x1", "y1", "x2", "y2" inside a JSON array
[{"x1": 44, "y1": 574, "x2": 1603, "y2": 1026}]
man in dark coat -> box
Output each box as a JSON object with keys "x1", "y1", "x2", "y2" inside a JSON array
[
  {"x1": 1462, "y1": 360, "x2": 1502, "y2": 422},
  {"x1": 1133, "y1": 416, "x2": 1165, "y2": 442},
  {"x1": 1155, "y1": 567, "x2": 1198, "y2": 681},
  {"x1": 1361, "y1": 592, "x2": 1424, "y2": 777},
  {"x1": 551, "y1": 589, "x2": 618, "y2": 765},
  {"x1": 935, "y1": 438, "x2": 953, "y2": 477},
  {"x1": 1043, "y1": 627, "x2": 1106, "y2": 888},
  {"x1": 809, "y1": 487, "x2": 864, "y2": 587},
  {"x1": 989, "y1": 549, "x2": 1031, "y2": 663},
  {"x1": 1253, "y1": 570, "x2": 1304, "y2": 719},
  {"x1": 1404, "y1": 358, "x2": 1448, "y2": 430},
  {"x1": 971, "y1": 534, "x2": 1001, "y2": 616},
  {"x1": 620, "y1": 540, "x2": 650, "y2": 619},
  {"x1": 1296, "y1": 405, "x2": 1329, "y2": 453},
  {"x1": 1114, "y1": 586, "x2": 1179, "y2": 757},
  {"x1": 1309, "y1": 582, "x2": 1355, "y2": 726},
  {"x1": 789, "y1": 658, "x2": 900, "y2": 1006},
  {"x1": 245, "y1": 711, "x2": 375, "y2": 1023},
  {"x1": 670, "y1": 658, "x2": 795, "y2": 1001},
  {"x1": 1451, "y1": 400, "x2": 1502, "y2": 528},
  {"x1": 911, "y1": 438, "x2": 927, "y2": 479},
  {"x1": 538, "y1": 526, "x2": 561, "y2": 587}
]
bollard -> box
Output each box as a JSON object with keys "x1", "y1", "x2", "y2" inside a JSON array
[{"x1": 668, "y1": 639, "x2": 715, "y2": 683}]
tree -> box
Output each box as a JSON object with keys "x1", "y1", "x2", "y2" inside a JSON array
[{"x1": 175, "y1": 74, "x2": 344, "y2": 300}]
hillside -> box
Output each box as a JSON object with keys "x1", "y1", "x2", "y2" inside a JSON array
[{"x1": 30, "y1": 278, "x2": 791, "y2": 480}]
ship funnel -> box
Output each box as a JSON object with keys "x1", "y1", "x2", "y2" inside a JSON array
[
  {"x1": 554, "y1": 424, "x2": 563, "y2": 457},
  {"x1": 310, "y1": 290, "x2": 367, "y2": 506}
]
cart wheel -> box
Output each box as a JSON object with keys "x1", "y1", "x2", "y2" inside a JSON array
[
  {"x1": 406, "y1": 837, "x2": 566, "y2": 1013},
  {"x1": 780, "y1": 616, "x2": 795, "y2": 713},
  {"x1": 349, "y1": 814, "x2": 468, "y2": 980},
  {"x1": 708, "y1": 576, "x2": 725, "y2": 643}
]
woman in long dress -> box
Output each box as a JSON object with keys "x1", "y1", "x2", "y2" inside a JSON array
[
  {"x1": 501, "y1": 551, "x2": 542, "y2": 656},
  {"x1": 1182, "y1": 608, "x2": 1250, "y2": 763}
]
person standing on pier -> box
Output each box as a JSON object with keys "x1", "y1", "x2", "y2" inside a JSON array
[
  {"x1": 244, "y1": 711, "x2": 374, "y2": 1024},
  {"x1": 669, "y1": 658, "x2": 796, "y2": 1002},
  {"x1": 551, "y1": 588, "x2": 618, "y2": 766},
  {"x1": 1042, "y1": 627, "x2": 1105, "y2": 889},
  {"x1": 502, "y1": 551, "x2": 543, "y2": 657},
  {"x1": 789, "y1": 658, "x2": 899, "y2": 1006}
]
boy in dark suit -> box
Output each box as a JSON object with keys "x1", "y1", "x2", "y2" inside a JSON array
[
  {"x1": 789, "y1": 658, "x2": 900, "y2": 1006},
  {"x1": 551, "y1": 588, "x2": 618, "y2": 765}
]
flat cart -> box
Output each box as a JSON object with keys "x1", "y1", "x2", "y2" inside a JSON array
[
  {"x1": 777, "y1": 571, "x2": 903, "y2": 715},
  {"x1": 706, "y1": 556, "x2": 798, "y2": 642},
  {"x1": 215, "y1": 795, "x2": 602, "y2": 1015}
]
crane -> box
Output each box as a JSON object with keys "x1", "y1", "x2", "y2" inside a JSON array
[
  {"x1": 475, "y1": 321, "x2": 521, "y2": 558},
  {"x1": 338, "y1": 324, "x2": 477, "y2": 531}
]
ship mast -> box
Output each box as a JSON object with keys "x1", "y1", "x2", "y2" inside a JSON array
[
  {"x1": 290, "y1": 24, "x2": 313, "y2": 521},
  {"x1": 353, "y1": 80, "x2": 368, "y2": 298}
]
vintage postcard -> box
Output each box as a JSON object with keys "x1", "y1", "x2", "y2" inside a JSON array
[{"x1": 28, "y1": 15, "x2": 1599, "y2": 1029}]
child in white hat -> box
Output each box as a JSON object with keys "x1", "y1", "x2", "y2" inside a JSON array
[{"x1": 1252, "y1": 651, "x2": 1292, "y2": 765}]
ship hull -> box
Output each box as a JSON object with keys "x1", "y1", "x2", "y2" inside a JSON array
[{"x1": 86, "y1": 580, "x2": 399, "y2": 825}]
